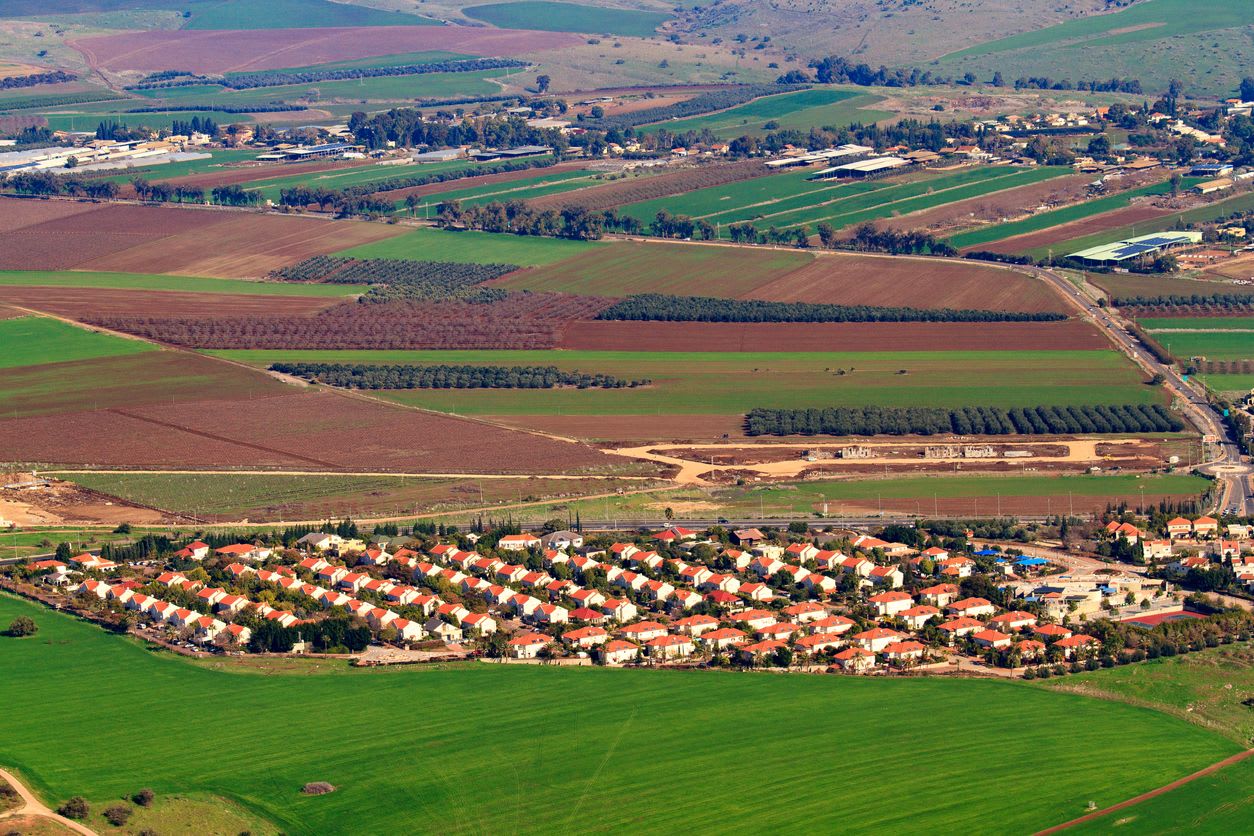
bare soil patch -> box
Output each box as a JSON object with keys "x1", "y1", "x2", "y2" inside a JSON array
[
  {"x1": 76, "y1": 212, "x2": 402, "y2": 278},
  {"x1": 0, "y1": 285, "x2": 341, "y2": 318},
  {"x1": 745, "y1": 254, "x2": 1062, "y2": 313},
  {"x1": 0, "y1": 197, "x2": 102, "y2": 233},
  {"x1": 494, "y1": 414, "x2": 745, "y2": 443},
  {"x1": 72, "y1": 26, "x2": 584, "y2": 75},
  {"x1": 1, "y1": 474, "x2": 165, "y2": 526},
  {"x1": 559, "y1": 319, "x2": 1108, "y2": 352}
]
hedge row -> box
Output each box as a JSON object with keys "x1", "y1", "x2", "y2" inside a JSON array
[
  {"x1": 744, "y1": 404, "x2": 1182, "y2": 436},
  {"x1": 270, "y1": 362, "x2": 647, "y2": 390},
  {"x1": 596, "y1": 294, "x2": 1066, "y2": 323}
]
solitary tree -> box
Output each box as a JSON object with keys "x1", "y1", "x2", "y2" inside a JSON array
[
  {"x1": 5, "y1": 616, "x2": 37, "y2": 637},
  {"x1": 536, "y1": 74, "x2": 551, "y2": 93}
]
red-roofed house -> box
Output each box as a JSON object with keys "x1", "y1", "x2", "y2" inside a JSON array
[
  {"x1": 973, "y1": 629, "x2": 1013, "y2": 649},
  {"x1": 601, "y1": 639, "x2": 640, "y2": 665},
  {"x1": 948, "y1": 597, "x2": 995, "y2": 618},
  {"x1": 852, "y1": 627, "x2": 904, "y2": 652},
  {"x1": 563, "y1": 625, "x2": 609, "y2": 648},
  {"x1": 869, "y1": 590, "x2": 913, "y2": 617},
  {"x1": 498, "y1": 534, "x2": 541, "y2": 552},
  {"x1": 646, "y1": 634, "x2": 695, "y2": 659},
  {"x1": 699, "y1": 627, "x2": 747, "y2": 650},
  {"x1": 899, "y1": 605, "x2": 940, "y2": 630},
  {"x1": 620, "y1": 620, "x2": 668, "y2": 642},
  {"x1": 509, "y1": 632, "x2": 550, "y2": 659},
  {"x1": 833, "y1": 647, "x2": 876, "y2": 672}
]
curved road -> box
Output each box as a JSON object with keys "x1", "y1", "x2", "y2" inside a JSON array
[{"x1": 0, "y1": 767, "x2": 98, "y2": 835}]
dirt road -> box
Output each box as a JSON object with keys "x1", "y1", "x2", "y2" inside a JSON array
[
  {"x1": 0, "y1": 767, "x2": 98, "y2": 835},
  {"x1": 1034, "y1": 748, "x2": 1254, "y2": 834}
]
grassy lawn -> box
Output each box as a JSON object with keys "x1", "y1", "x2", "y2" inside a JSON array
[
  {"x1": 0, "y1": 592, "x2": 1237, "y2": 835},
  {"x1": 208, "y1": 348, "x2": 1159, "y2": 415},
  {"x1": 0, "y1": 271, "x2": 361, "y2": 298},
  {"x1": 183, "y1": 0, "x2": 437, "y2": 29},
  {"x1": 0, "y1": 316, "x2": 151, "y2": 370},
  {"x1": 463, "y1": 1, "x2": 671, "y2": 37},
  {"x1": 60, "y1": 472, "x2": 647, "y2": 520},
  {"x1": 946, "y1": 179, "x2": 1188, "y2": 251},
  {"x1": 495, "y1": 241, "x2": 811, "y2": 296},
  {"x1": 336, "y1": 227, "x2": 604, "y2": 266},
  {"x1": 643, "y1": 87, "x2": 893, "y2": 139}
]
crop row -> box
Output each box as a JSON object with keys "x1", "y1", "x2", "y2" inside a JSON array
[
  {"x1": 596, "y1": 294, "x2": 1067, "y2": 323},
  {"x1": 744, "y1": 404, "x2": 1183, "y2": 437},
  {"x1": 271, "y1": 256, "x2": 517, "y2": 303},
  {"x1": 526, "y1": 160, "x2": 769, "y2": 213},
  {"x1": 270, "y1": 362, "x2": 648, "y2": 390}
]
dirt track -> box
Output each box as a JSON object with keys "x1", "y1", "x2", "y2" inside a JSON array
[{"x1": 0, "y1": 767, "x2": 98, "y2": 836}]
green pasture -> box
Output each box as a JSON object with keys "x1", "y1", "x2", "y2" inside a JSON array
[
  {"x1": 208, "y1": 348, "x2": 1159, "y2": 415},
  {"x1": 396, "y1": 169, "x2": 601, "y2": 211},
  {"x1": 182, "y1": 0, "x2": 437, "y2": 29},
  {"x1": 336, "y1": 227, "x2": 603, "y2": 266},
  {"x1": 495, "y1": 241, "x2": 810, "y2": 296},
  {"x1": 1197, "y1": 374, "x2": 1254, "y2": 398},
  {"x1": 223, "y1": 52, "x2": 471, "y2": 78},
  {"x1": 0, "y1": 593, "x2": 1237, "y2": 835},
  {"x1": 947, "y1": 178, "x2": 1192, "y2": 251},
  {"x1": 463, "y1": 1, "x2": 671, "y2": 37},
  {"x1": 0, "y1": 316, "x2": 152, "y2": 370},
  {"x1": 1026, "y1": 191, "x2": 1254, "y2": 261},
  {"x1": 642, "y1": 87, "x2": 892, "y2": 138},
  {"x1": 0, "y1": 270, "x2": 362, "y2": 298},
  {"x1": 133, "y1": 69, "x2": 505, "y2": 107},
  {"x1": 1142, "y1": 331, "x2": 1254, "y2": 362}
]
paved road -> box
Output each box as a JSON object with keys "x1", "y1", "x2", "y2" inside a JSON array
[
  {"x1": 0, "y1": 767, "x2": 98, "y2": 835},
  {"x1": 1027, "y1": 265, "x2": 1253, "y2": 515}
]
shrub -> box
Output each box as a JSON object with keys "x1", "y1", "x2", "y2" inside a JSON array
[
  {"x1": 104, "y1": 804, "x2": 132, "y2": 826},
  {"x1": 132, "y1": 788, "x2": 154, "y2": 807},
  {"x1": 1021, "y1": 667, "x2": 1037, "y2": 680},
  {"x1": 302, "y1": 782, "x2": 337, "y2": 795},
  {"x1": 58, "y1": 796, "x2": 89, "y2": 819},
  {"x1": 5, "y1": 616, "x2": 37, "y2": 637}
]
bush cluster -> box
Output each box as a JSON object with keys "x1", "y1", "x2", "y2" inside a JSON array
[
  {"x1": 596, "y1": 294, "x2": 1065, "y2": 323},
  {"x1": 270, "y1": 362, "x2": 648, "y2": 390},
  {"x1": 744, "y1": 404, "x2": 1182, "y2": 436}
]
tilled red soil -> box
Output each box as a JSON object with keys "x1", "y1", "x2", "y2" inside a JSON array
[
  {"x1": 0, "y1": 286, "x2": 341, "y2": 318},
  {"x1": 154, "y1": 159, "x2": 371, "y2": 189},
  {"x1": 559, "y1": 319, "x2": 1109, "y2": 352},
  {"x1": 72, "y1": 26, "x2": 584, "y2": 74},
  {"x1": 971, "y1": 205, "x2": 1173, "y2": 254}
]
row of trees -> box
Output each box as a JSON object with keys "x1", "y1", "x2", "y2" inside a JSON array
[
  {"x1": 840, "y1": 222, "x2": 958, "y2": 256},
  {"x1": 795, "y1": 55, "x2": 1142, "y2": 94},
  {"x1": 596, "y1": 294, "x2": 1065, "y2": 323},
  {"x1": 272, "y1": 255, "x2": 516, "y2": 302},
  {"x1": 436, "y1": 199, "x2": 606, "y2": 240},
  {"x1": 0, "y1": 70, "x2": 75, "y2": 89},
  {"x1": 347, "y1": 109, "x2": 566, "y2": 153},
  {"x1": 744, "y1": 404, "x2": 1183, "y2": 436},
  {"x1": 270, "y1": 362, "x2": 647, "y2": 390},
  {"x1": 4, "y1": 171, "x2": 118, "y2": 199}
]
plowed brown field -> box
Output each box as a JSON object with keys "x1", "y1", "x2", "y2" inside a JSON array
[
  {"x1": 494, "y1": 414, "x2": 744, "y2": 443},
  {"x1": 0, "y1": 197, "x2": 97, "y2": 232},
  {"x1": 973, "y1": 204, "x2": 1172, "y2": 254},
  {"x1": 72, "y1": 26, "x2": 583, "y2": 74},
  {"x1": 154, "y1": 159, "x2": 370, "y2": 189},
  {"x1": 744, "y1": 253, "x2": 1063, "y2": 313},
  {"x1": 559, "y1": 319, "x2": 1108, "y2": 352},
  {"x1": 0, "y1": 286, "x2": 340, "y2": 319}
]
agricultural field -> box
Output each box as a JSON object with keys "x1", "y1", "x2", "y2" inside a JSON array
[
  {"x1": 389, "y1": 168, "x2": 605, "y2": 212},
  {"x1": 0, "y1": 315, "x2": 151, "y2": 370},
  {"x1": 620, "y1": 165, "x2": 1069, "y2": 237},
  {"x1": 67, "y1": 24, "x2": 585, "y2": 75},
  {"x1": 0, "y1": 593, "x2": 1239, "y2": 835},
  {"x1": 495, "y1": 241, "x2": 1064, "y2": 313},
  {"x1": 463, "y1": 1, "x2": 671, "y2": 37},
  {"x1": 525, "y1": 159, "x2": 769, "y2": 214},
  {"x1": 1089, "y1": 272, "x2": 1254, "y2": 303},
  {"x1": 338, "y1": 227, "x2": 603, "y2": 266},
  {"x1": 641, "y1": 87, "x2": 893, "y2": 138},
  {"x1": 947, "y1": 179, "x2": 1187, "y2": 252},
  {"x1": 1139, "y1": 318, "x2": 1254, "y2": 363},
  {"x1": 0, "y1": 270, "x2": 361, "y2": 298},
  {"x1": 210, "y1": 348, "x2": 1159, "y2": 426},
  {"x1": 60, "y1": 472, "x2": 651, "y2": 522},
  {"x1": 180, "y1": 0, "x2": 438, "y2": 29}
]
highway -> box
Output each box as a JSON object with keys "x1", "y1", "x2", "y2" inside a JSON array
[{"x1": 1028, "y1": 264, "x2": 1253, "y2": 515}]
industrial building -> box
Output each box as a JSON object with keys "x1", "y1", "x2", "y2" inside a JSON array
[
  {"x1": 468, "y1": 145, "x2": 551, "y2": 162},
  {"x1": 764, "y1": 144, "x2": 872, "y2": 168},
  {"x1": 1067, "y1": 231, "x2": 1202, "y2": 265},
  {"x1": 810, "y1": 156, "x2": 910, "y2": 180},
  {"x1": 278, "y1": 143, "x2": 366, "y2": 161}
]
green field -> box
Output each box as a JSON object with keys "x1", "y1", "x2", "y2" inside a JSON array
[
  {"x1": 133, "y1": 69, "x2": 505, "y2": 107},
  {"x1": 1025, "y1": 191, "x2": 1254, "y2": 261},
  {"x1": 496, "y1": 241, "x2": 811, "y2": 296},
  {"x1": 620, "y1": 165, "x2": 1067, "y2": 236},
  {"x1": 643, "y1": 87, "x2": 893, "y2": 139},
  {"x1": 82, "y1": 149, "x2": 259, "y2": 184},
  {"x1": 223, "y1": 51, "x2": 472, "y2": 79},
  {"x1": 463, "y1": 1, "x2": 671, "y2": 37},
  {"x1": 0, "y1": 271, "x2": 361, "y2": 298},
  {"x1": 0, "y1": 316, "x2": 152, "y2": 370},
  {"x1": 947, "y1": 178, "x2": 1189, "y2": 251},
  {"x1": 1136, "y1": 321, "x2": 1254, "y2": 362},
  {"x1": 0, "y1": 592, "x2": 1238, "y2": 834},
  {"x1": 59, "y1": 472, "x2": 641, "y2": 520},
  {"x1": 395, "y1": 168, "x2": 602, "y2": 212},
  {"x1": 337, "y1": 227, "x2": 603, "y2": 266},
  {"x1": 182, "y1": 0, "x2": 436, "y2": 29},
  {"x1": 1197, "y1": 374, "x2": 1254, "y2": 398},
  {"x1": 208, "y1": 348, "x2": 1158, "y2": 415}
]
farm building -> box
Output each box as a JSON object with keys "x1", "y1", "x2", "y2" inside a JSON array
[
  {"x1": 469, "y1": 145, "x2": 551, "y2": 162},
  {"x1": 765, "y1": 144, "x2": 872, "y2": 168},
  {"x1": 1194, "y1": 178, "x2": 1234, "y2": 195},
  {"x1": 1067, "y1": 231, "x2": 1203, "y2": 266},
  {"x1": 810, "y1": 156, "x2": 910, "y2": 180},
  {"x1": 1190, "y1": 163, "x2": 1233, "y2": 177},
  {"x1": 281, "y1": 143, "x2": 366, "y2": 161}
]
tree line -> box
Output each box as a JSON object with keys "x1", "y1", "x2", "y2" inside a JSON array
[
  {"x1": 0, "y1": 70, "x2": 76, "y2": 89},
  {"x1": 347, "y1": 110, "x2": 566, "y2": 153},
  {"x1": 269, "y1": 362, "x2": 647, "y2": 390},
  {"x1": 271, "y1": 256, "x2": 516, "y2": 303},
  {"x1": 130, "y1": 57, "x2": 527, "y2": 91},
  {"x1": 596, "y1": 294, "x2": 1065, "y2": 323},
  {"x1": 744, "y1": 404, "x2": 1183, "y2": 436},
  {"x1": 791, "y1": 55, "x2": 1141, "y2": 93},
  {"x1": 436, "y1": 199, "x2": 606, "y2": 240},
  {"x1": 3, "y1": 172, "x2": 119, "y2": 199}
]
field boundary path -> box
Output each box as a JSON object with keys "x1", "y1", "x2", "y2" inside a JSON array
[
  {"x1": 1034, "y1": 748, "x2": 1254, "y2": 834},
  {"x1": 0, "y1": 766, "x2": 99, "y2": 835}
]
